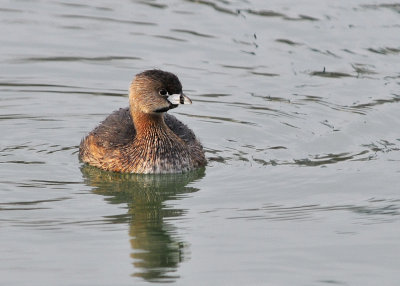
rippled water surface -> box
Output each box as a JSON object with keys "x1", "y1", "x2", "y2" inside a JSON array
[{"x1": 1, "y1": 0, "x2": 400, "y2": 285}]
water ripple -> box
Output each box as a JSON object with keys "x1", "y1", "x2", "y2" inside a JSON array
[
  {"x1": 16, "y1": 56, "x2": 141, "y2": 63},
  {"x1": 367, "y1": 47, "x2": 400, "y2": 55},
  {"x1": 228, "y1": 200, "x2": 400, "y2": 222},
  {"x1": 351, "y1": 63, "x2": 377, "y2": 76},
  {"x1": 210, "y1": 135, "x2": 400, "y2": 167},
  {"x1": 171, "y1": 28, "x2": 215, "y2": 38},
  {"x1": 310, "y1": 69, "x2": 353, "y2": 78},
  {"x1": 245, "y1": 9, "x2": 319, "y2": 21},
  {"x1": 58, "y1": 2, "x2": 113, "y2": 11},
  {"x1": 184, "y1": 0, "x2": 238, "y2": 16},
  {"x1": 275, "y1": 38, "x2": 303, "y2": 46},
  {"x1": 361, "y1": 3, "x2": 400, "y2": 13},
  {"x1": 138, "y1": 1, "x2": 168, "y2": 9},
  {"x1": 350, "y1": 94, "x2": 400, "y2": 109},
  {"x1": 0, "y1": 197, "x2": 70, "y2": 208},
  {"x1": 58, "y1": 14, "x2": 156, "y2": 26},
  {"x1": 178, "y1": 112, "x2": 257, "y2": 126},
  {"x1": 292, "y1": 151, "x2": 370, "y2": 167},
  {"x1": 0, "y1": 82, "x2": 126, "y2": 97},
  {"x1": 290, "y1": 93, "x2": 398, "y2": 115}
]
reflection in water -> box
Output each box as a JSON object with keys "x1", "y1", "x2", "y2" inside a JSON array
[{"x1": 81, "y1": 165, "x2": 205, "y2": 283}]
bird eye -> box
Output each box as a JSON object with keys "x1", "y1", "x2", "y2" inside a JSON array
[{"x1": 159, "y1": 89, "x2": 168, "y2": 96}]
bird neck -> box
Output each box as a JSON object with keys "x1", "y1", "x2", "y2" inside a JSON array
[{"x1": 131, "y1": 109, "x2": 169, "y2": 139}]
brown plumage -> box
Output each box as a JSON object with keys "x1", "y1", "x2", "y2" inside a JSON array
[{"x1": 79, "y1": 70, "x2": 206, "y2": 174}]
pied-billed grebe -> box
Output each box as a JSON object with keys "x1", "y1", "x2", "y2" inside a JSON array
[{"x1": 79, "y1": 70, "x2": 206, "y2": 174}]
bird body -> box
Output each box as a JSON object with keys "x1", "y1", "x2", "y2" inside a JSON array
[{"x1": 79, "y1": 70, "x2": 206, "y2": 174}]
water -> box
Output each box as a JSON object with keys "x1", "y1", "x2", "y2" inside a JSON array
[{"x1": 1, "y1": 0, "x2": 400, "y2": 285}]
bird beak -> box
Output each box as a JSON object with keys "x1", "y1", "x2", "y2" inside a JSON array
[{"x1": 168, "y1": 93, "x2": 192, "y2": 105}]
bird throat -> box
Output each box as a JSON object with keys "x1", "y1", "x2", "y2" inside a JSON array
[{"x1": 129, "y1": 110, "x2": 191, "y2": 173}]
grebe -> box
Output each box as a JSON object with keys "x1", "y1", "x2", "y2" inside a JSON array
[{"x1": 79, "y1": 70, "x2": 206, "y2": 174}]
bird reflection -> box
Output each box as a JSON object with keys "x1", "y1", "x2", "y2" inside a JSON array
[{"x1": 80, "y1": 165, "x2": 205, "y2": 283}]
